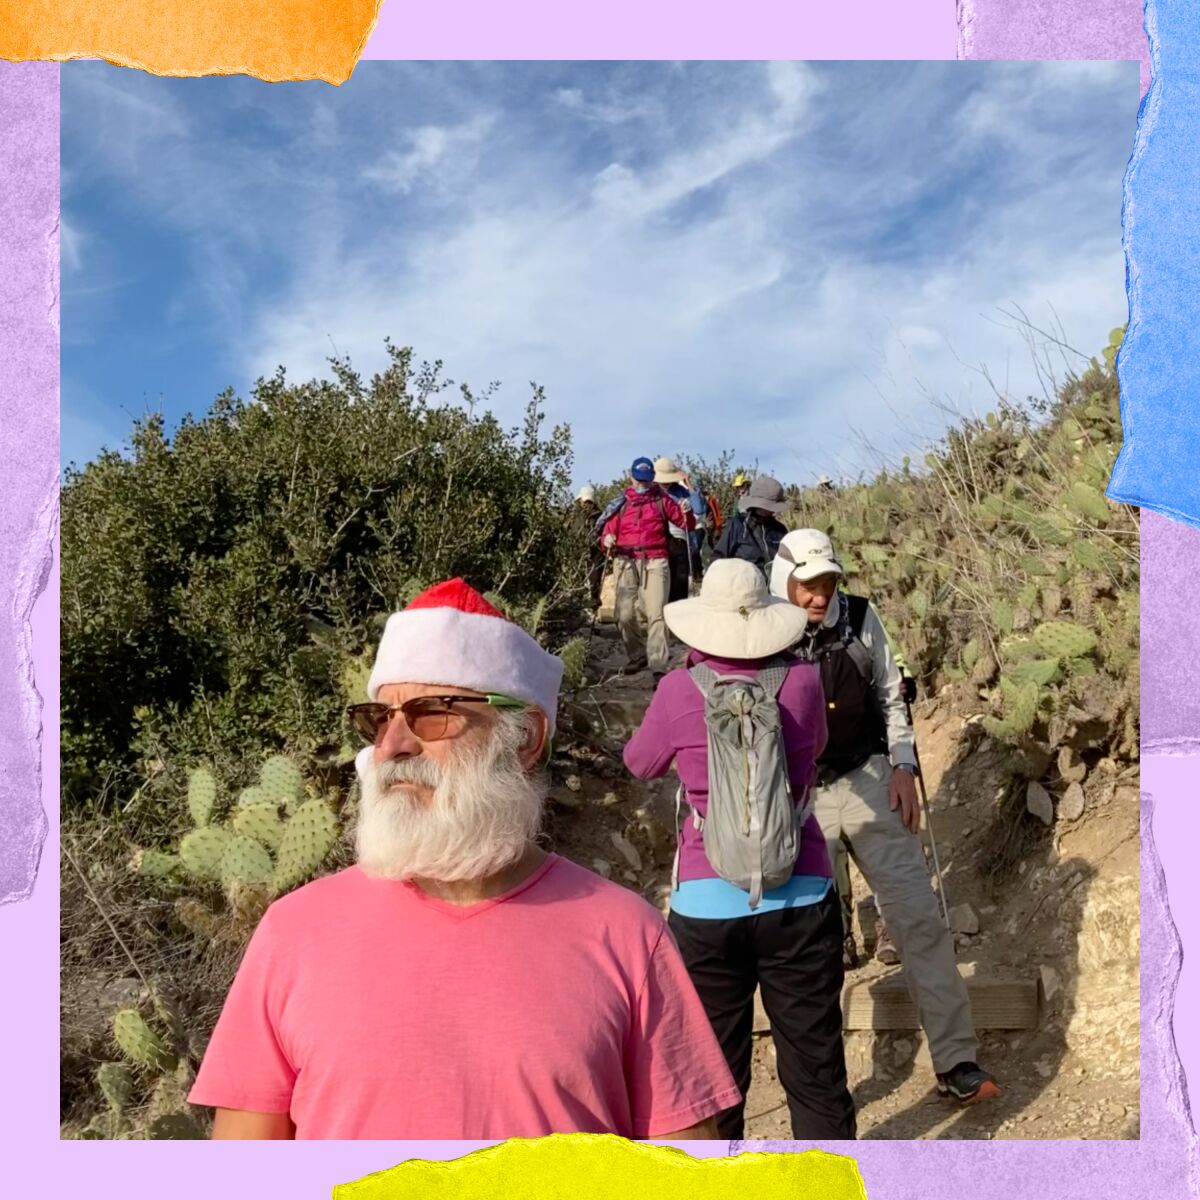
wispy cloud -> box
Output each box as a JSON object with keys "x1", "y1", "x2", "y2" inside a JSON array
[{"x1": 61, "y1": 61, "x2": 1136, "y2": 488}]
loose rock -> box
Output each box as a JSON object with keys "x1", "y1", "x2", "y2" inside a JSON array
[
  {"x1": 1026, "y1": 781, "x2": 1054, "y2": 825},
  {"x1": 591, "y1": 858, "x2": 613, "y2": 878},
  {"x1": 609, "y1": 831, "x2": 643, "y2": 872},
  {"x1": 1058, "y1": 746, "x2": 1087, "y2": 785},
  {"x1": 1058, "y1": 782, "x2": 1086, "y2": 823},
  {"x1": 949, "y1": 903, "x2": 980, "y2": 934},
  {"x1": 1040, "y1": 964, "x2": 1061, "y2": 1003}
]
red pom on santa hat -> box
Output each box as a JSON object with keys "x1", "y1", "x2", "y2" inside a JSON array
[{"x1": 404, "y1": 578, "x2": 507, "y2": 620}]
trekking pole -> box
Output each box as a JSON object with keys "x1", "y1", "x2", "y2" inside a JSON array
[{"x1": 904, "y1": 692, "x2": 952, "y2": 930}]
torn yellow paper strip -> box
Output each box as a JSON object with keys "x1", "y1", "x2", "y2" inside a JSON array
[
  {"x1": 0, "y1": 0, "x2": 383, "y2": 85},
  {"x1": 333, "y1": 1134, "x2": 868, "y2": 1200}
]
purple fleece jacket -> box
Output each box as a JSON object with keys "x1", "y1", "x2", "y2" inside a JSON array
[{"x1": 623, "y1": 650, "x2": 832, "y2": 884}]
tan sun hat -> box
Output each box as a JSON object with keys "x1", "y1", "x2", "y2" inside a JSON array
[
  {"x1": 664, "y1": 558, "x2": 810, "y2": 659},
  {"x1": 769, "y1": 529, "x2": 844, "y2": 599},
  {"x1": 653, "y1": 456, "x2": 687, "y2": 485}
]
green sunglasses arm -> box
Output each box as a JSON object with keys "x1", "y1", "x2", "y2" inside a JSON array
[{"x1": 486, "y1": 694, "x2": 554, "y2": 765}]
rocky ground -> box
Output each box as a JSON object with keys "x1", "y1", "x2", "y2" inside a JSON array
[{"x1": 543, "y1": 618, "x2": 1140, "y2": 1141}]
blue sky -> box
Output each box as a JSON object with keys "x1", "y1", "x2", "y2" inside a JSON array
[{"x1": 61, "y1": 61, "x2": 1137, "y2": 488}]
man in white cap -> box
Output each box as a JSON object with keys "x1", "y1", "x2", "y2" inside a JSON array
[
  {"x1": 190, "y1": 579, "x2": 740, "y2": 1139},
  {"x1": 769, "y1": 532, "x2": 1000, "y2": 1106}
]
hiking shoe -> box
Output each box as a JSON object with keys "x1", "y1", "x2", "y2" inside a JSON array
[
  {"x1": 875, "y1": 923, "x2": 901, "y2": 966},
  {"x1": 842, "y1": 933, "x2": 860, "y2": 971},
  {"x1": 936, "y1": 1061, "x2": 1001, "y2": 1104}
]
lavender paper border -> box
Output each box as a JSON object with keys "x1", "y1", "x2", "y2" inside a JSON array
[{"x1": 4, "y1": 0, "x2": 1198, "y2": 1194}]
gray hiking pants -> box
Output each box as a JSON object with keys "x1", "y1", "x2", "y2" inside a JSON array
[
  {"x1": 614, "y1": 556, "x2": 670, "y2": 672},
  {"x1": 813, "y1": 754, "x2": 977, "y2": 1072}
]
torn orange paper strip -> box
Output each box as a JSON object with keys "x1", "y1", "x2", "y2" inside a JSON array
[
  {"x1": 332, "y1": 1135, "x2": 868, "y2": 1200},
  {"x1": 0, "y1": 0, "x2": 383, "y2": 84}
]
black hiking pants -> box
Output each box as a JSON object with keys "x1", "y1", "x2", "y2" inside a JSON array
[
  {"x1": 667, "y1": 538, "x2": 691, "y2": 602},
  {"x1": 667, "y1": 891, "x2": 856, "y2": 1140}
]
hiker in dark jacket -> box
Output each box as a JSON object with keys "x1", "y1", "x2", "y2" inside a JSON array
[
  {"x1": 576, "y1": 486, "x2": 606, "y2": 608},
  {"x1": 712, "y1": 476, "x2": 788, "y2": 572}
]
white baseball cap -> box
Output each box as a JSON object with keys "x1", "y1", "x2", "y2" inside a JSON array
[
  {"x1": 577, "y1": 485, "x2": 596, "y2": 502},
  {"x1": 769, "y1": 529, "x2": 844, "y2": 599}
]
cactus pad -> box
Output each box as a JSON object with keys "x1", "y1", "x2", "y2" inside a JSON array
[
  {"x1": 982, "y1": 678, "x2": 1039, "y2": 741},
  {"x1": 112, "y1": 1009, "x2": 177, "y2": 1072},
  {"x1": 179, "y1": 825, "x2": 233, "y2": 883},
  {"x1": 237, "y1": 785, "x2": 270, "y2": 809},
  {"x1": 273, "y1": 799, "x2": 338, "y2": 894},
  {"x1": 233, "y1": 802, "x2": 284, "y2": 852},
  {"x1": 175, "y1": 897, "x2": 221, "y2": 939},
  {"x1": 96, "y1": 1062, "x2": 134, "y2": 1114},
  {"x1": 259, "y1": 755, "x2": 305, "y2": 815},
  {"x1": 218, "y1": 835, "x2": 274, "y2": 890},
  {"x1": 131, "y1": 848, "x2": 180, "y2": 880},
  {"x1": 187, "y1": 766, "x2": 218, "y2": 827},
  {"x1": 1033, "y1": 621, "x2": 1097, "y2": 660},
  {"x1": 146, "y1": 1113, "x2": 203, "y2": 1140}
]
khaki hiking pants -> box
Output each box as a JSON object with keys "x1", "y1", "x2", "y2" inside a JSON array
[
  {"x1": 614, "y1": 556, "x2": 670, "y2": 673},
  {"x1": 813, "y1": 754, "x2": 977, "y2": 1072}
]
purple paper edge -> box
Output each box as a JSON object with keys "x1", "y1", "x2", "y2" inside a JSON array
[
  {"x1": 0, "y1": 0, "x2": 1193, "y2": 1193},
  {"x1": 0, "y1": 60, "x2": 56, "y2": 907}
]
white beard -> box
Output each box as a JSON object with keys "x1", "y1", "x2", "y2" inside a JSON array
[{"x1": 354, "y1": 711, "x2": 547, "y2": 883}]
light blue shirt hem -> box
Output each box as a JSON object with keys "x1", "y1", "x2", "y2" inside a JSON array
[{"x1": 669, "y1": 875, "x2": 832, "y2": 920}]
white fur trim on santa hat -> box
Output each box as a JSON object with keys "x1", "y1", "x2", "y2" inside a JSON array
[{"x1": 367, "y1": 607, "x2": 564, "y2": 736}]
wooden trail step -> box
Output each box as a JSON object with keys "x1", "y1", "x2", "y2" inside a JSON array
[{"x1": 753, "y1": 976, "x2": 1040, "y2": 1033}]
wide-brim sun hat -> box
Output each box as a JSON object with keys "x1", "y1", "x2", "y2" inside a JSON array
[
  {"x1": 653, "y1": 456, "x2": 687, "y2": 485},
  {"x1": 664, "y1": 558, "x2": 810, "y2": 659},
  {"x1": 769, "y1": 529, "x2": 844, "y2": 600},
  {"x1": 738, "y1": 475, "x2": 788, "y2": 514}
]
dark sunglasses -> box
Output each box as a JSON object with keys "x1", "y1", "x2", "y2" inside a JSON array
[{"x1": 346, "y1": 693, "x2": 527, "y2": 745}]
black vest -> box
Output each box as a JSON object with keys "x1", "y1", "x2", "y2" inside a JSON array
[{"x1": 796, "y1": 594, "x2": 888, "y2": 782}]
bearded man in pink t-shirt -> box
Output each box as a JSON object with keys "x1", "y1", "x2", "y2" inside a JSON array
[{"x1": 189, "y1": 578, "x2": 740, "y2": 1140}]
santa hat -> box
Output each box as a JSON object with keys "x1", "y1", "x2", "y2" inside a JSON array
[{"x1": 366, "y1": 579, "x2": 564, "y2": 737}]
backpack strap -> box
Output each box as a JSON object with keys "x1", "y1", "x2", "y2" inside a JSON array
[{"x1": 840, "y1": 594, "x2": 874, "y2": 682}]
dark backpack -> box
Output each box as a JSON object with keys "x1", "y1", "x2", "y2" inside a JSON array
[{"x1": 799, "y1": 594, "x2": 888, "y2": 780}]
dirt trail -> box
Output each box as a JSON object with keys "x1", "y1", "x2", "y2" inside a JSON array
[{"x1": 546, "y1": 622, "x2": 1140, "y2": 1141}]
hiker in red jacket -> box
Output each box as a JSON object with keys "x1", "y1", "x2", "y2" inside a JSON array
[{"x1": 601, "y1": 456, "x2": 694, "y2": 680}]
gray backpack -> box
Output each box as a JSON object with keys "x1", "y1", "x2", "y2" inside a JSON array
[{"x1": 672, "y1": 657, "x2": 813, "y2": 909}]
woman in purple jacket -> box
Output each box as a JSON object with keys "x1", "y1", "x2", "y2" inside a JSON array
[{"x1": 624, "y1": 558, "x2": 856, "y2": 1140}]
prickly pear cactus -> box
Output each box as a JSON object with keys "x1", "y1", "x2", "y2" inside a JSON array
[
  {"x1": 96, "y1": 1062, "x2": 134, "y2": 1114},
  {"x1": 112, "y1": 1009, "x2": 177, "y2": 1072},
  {"x1": 558, "y1": 637, "x2": 588, "y2": 691},
  {"x1": 259, "y1": 755, "x2": 305, "y2": 816},
  {"x1": 175, "y1": 897, "x2": 221, "y2": 940},
  {"x1": 187, "y1": 766, "x2": 218, "y2": 827},
  {"x1": 218, "y1": 834, "x2": 274, "y2": 890},
  {"x1": 233, "y1": 802, "x2": 284, "y2": 852},
  {"x1": 227, "y1": 880, "x2": 272, "y2": 924},
  {"x1": 1032, "y1": 621, "x2": 1097, "y2": 660},
  {"x1": 982, "y1": 678, "x2": 1039, "y2": 741},
  {"x1": 179, "y1": 825, "x2": 233, "y2": 883},
  {"x1": 273, "y1": 799, "x2": 338, "y2": 894},
  {"x1": 146, "y1": 1113, "x2": 203, "y2": 1140},
  {"x1": 130, "y1": 848, "x2": 180, "y2": 880},
  {"x1": 237, "y1": 785, "x2": 270, "y2": 809}
]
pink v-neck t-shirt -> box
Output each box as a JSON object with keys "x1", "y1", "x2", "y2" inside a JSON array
[{"x1": 187, "y1": 854, "x2": 740, "y2": 1139}]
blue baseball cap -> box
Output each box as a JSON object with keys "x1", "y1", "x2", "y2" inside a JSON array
[{"x1": 630, "y1": 456, "x2": 655, "y2": 481}]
